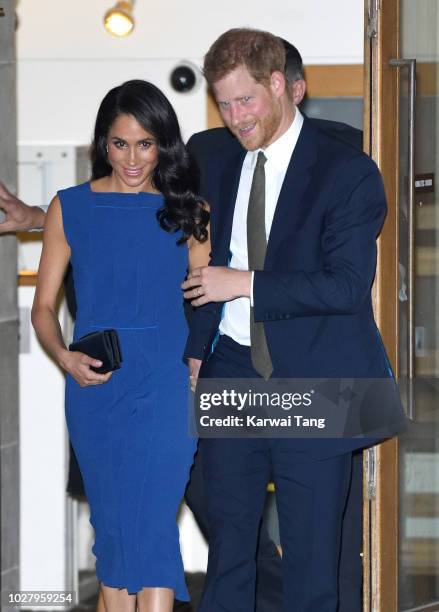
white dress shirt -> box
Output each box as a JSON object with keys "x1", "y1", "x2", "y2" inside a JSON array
[{"x1": 219, "y1": 108, "x2": 304, "y2": 345}]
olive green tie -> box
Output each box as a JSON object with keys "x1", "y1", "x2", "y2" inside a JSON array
[{"x1": 247, "y1": 151, "x2": 273, "y2": 379}]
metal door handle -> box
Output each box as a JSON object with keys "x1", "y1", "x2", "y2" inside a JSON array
[{"x1": 390, "y1": 58, "x2": 416, "y2": 419}]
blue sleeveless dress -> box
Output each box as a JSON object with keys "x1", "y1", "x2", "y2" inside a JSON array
[{"x1": 59, "y1": 182, "x2": 197, "y2": 599}]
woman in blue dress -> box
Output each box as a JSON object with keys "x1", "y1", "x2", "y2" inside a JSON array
[{"x1": 32, "y1": 80, "x2": 209, "y2": 612}]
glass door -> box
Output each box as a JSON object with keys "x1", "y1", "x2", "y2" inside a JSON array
[
  {"x1": 364, "y1": 0, "x2": 439, "y2": 609},
  {"x1": 397, "y1": 2, "x2": 439, "y2": 609}
]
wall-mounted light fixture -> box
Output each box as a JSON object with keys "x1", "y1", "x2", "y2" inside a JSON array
[{"x1": 104, "y1": 1, "x2": 135, "y2": 37}]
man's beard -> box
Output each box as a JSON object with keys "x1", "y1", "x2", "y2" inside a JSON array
[{"x1": 235, "y1": 102, "x2": 282, "y2": 151}]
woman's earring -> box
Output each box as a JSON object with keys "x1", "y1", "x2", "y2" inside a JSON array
[{"x1": 105, "y1": 145, "x2": 109, "y2": 154}]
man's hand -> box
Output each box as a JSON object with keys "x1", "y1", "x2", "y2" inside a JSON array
[
  {"x1": 0, "y1": 182, "x2": 46, "y2": 233},
  {"x1": 188, "y1": 357, "x2": 202, "y2": 392},
  {"x1": 182, "y1": 266, "x2": 252, "y2": 306}
]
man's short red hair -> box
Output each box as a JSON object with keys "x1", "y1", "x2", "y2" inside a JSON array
[{"x1": 203, "y1": 28, "x2": 286, "y2": 87}]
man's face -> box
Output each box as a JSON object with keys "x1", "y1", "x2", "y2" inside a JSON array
[{"x1": 212, "y1": 65, "x2": 284, "y2": 150}]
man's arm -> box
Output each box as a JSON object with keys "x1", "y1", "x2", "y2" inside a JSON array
[
  {"x1": 0, "y1": 182, "x2": 46, "y2": 233},
  {"x1": 182, "y1": 266, "x2": 247, "y2": 368},
  {"x1": 183, "y1": 253, "x2": 224, "y2": 363},
  {"x1": 253, "y1": 159, "x2": 386, "y2": 320},
  {"x1": 183, "y1": 156, "x2": 387, "y2": 318},
  {"x1": 183, "y1": 256, "x2": 224, "y2": 361},
  {"x1": 183, "y1": 132, "x2": 238, "y2": 362},
  {"x1": 183, "y1": 300, "x2": 222, "y2": 363}
]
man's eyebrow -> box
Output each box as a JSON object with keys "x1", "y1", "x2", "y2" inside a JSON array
[{"x1": 217, "y1": 95, "x2": 250, "y2": 103}]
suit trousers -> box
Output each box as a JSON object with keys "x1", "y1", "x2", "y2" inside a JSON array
[
  {"x1": 185, "y1": 435, "x2": 283, "y2": 612},
  {"x1": 197, "y1": 335, "x2": 352, "y2": 612}
]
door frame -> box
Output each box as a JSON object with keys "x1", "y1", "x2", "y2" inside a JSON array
[{"x1": 363, "y1": 0, "x2": 400, "y2": 610}]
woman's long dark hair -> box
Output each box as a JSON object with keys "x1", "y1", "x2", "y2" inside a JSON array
[{"x1": 90, "y1": 79, "x2": 208, "y2": 244}]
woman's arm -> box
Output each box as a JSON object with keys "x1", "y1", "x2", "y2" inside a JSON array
[
  {"x1": 31, "y1": 195, "x2": 111, "y2": 387},
  {"x1": 187, "y1": 229, "x2": 211, "y2": 272}
]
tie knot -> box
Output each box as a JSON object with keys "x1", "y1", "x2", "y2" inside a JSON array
[{"x1": 256, "y1": 151, "x2": 267, "y2": 169}]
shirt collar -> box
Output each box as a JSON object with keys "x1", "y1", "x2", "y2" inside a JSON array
[{"x1": 245, "y1": 107, "x2": 304, "y2": 171}]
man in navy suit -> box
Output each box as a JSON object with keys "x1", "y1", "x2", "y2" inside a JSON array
[
  {"x1": 184, "y1": 38, "x2": 365, "y2": 612},
  {"x1": 182, "y1": 28, "x2": 396, "y2": 611}
]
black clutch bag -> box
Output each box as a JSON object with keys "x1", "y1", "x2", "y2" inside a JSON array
[{"x1": 69, "y1": 329, "x2": 122, "y2": 374}]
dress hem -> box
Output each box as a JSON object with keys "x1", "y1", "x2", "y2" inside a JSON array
[{"x1": 99, "y1": 580, "x2": 190, "y2": 602}]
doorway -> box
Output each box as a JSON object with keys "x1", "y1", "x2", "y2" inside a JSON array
[{"x1": 364, "y1": 1, "x2": 439, "y2": 610}]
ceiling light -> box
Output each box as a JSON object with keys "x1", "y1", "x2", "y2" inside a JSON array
[{"x1": 104, "y1": 1, "x2": 135, "y2": 37}]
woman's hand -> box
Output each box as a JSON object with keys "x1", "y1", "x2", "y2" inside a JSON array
[{"x1": 61, "y1": 349, "x2": 113, "y2": 387}]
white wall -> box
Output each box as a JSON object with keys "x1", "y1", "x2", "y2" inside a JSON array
[
  {"x1": 19, "y1": 287, "x2": 73, "y2": 596},
  {"x1": 17, "y1": 0, "x2": 363, "y2": 63},
  {"x1": 17, "y1": 58, "x2": 206, "y2": 144},
  {"x1": 16, "y1": 0, "x2": 364, "y2": 144}
]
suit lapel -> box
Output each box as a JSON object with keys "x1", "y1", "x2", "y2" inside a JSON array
[
  {"x1": 265, "y1": 118, "x2": 319, "y2": 268},
  {"x1": 213, "y1": 150, "x2": 246, "y2": 264}
]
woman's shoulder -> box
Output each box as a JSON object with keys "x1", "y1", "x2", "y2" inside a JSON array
[
  {"x1": 56, "y1": 183, "x2": 91, "y2": 223},
  {"x1": 57, "y1": 181, "x2": 90, "y2": 199}
]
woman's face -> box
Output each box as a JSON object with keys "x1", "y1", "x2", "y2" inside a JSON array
[{"x1": 106, "y1": 113, "x2": 158, "y2": 192}]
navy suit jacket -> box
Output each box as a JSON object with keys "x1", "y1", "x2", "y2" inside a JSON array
[
  {"x1": 185, "y1": 117, "x2": 390, "y2": 375},
  {"x1": 184, "y1": 118, "x2": 403, "y2": 455}
]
